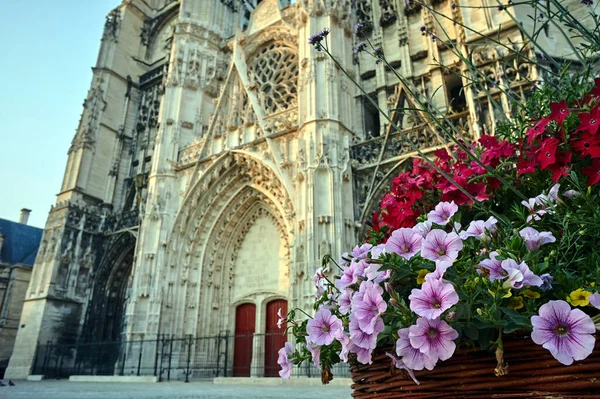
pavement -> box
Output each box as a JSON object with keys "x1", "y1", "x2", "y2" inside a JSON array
[{"x1": 0, "y1": 380, "x2": 352, "y2": 399}]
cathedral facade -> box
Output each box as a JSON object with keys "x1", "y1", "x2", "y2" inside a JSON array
[{"x1": 7, "y1": 0, "x2": 569, "y2": 379}]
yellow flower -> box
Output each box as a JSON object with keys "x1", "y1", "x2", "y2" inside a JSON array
[
  {"x1": 416, "y1": 269, "x2": 429, "y2": 285},
  {"x1": 488, "y1": 289, "x2": 512, "y2": 299},
  {"x1": 508, "y1": 296, "x2": 524, "y2": 310},
  {"x1": 567, "y1": 289, "x2": 592, "y2": 306},
  {"x1": 522, "y1": 289, "x2": 541, "y2": 299}
]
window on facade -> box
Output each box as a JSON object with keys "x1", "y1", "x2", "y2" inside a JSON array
[
  {"x1": 363, "y1": 96, "x2": 381, "y2": 138},
  {"x1": 445, "y1": 74, "x2": 466, "y2": 113},
  {"x1": 248, "y1": 42, "x2": 298, "y2": 115}
]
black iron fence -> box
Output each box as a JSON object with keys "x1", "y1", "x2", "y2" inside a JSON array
[{"x1": 31, "y1": 333, "x2": 350, "y2": 381}]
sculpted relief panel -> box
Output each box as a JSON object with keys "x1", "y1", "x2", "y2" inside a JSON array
[{"x1": 231, "y1": 211, "x2": 288, "y2": 302}]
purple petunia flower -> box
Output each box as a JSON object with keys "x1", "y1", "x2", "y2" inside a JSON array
[
  {"x1": 306, "y1": 341, "x2": 321, "y2": 368},
  {"x1": 337, "y1": 333, "x2": 351, "y2": 362},
  {"x1": 421, "y1": 229, "x2": 463, "y2": 267},
  {"x1": 338, "y1": 288, "x2": 353, "y2": 315},
  {"x1": 413, "y1": 221, "x2": 432, "y2": 238},
  {"x1": 385, "y1": 352, "x2": 420, "y2": 385},
  {"x1": 370, "y1": 244, "x2": 388, "y2": 259},
  {"x1": 349, "y1": 313, "x2": 383, "y2": 350},
  {"x1": 589, "y1": 293, "x2": 600, "y2": 309},
  {"x1": 277, "y1": 342, "x2": 293, "y2": 379},
  {"x1": 479, "y1": 251, "x2": 507, "y2": 281},
  {"x1": 386, "y1": 228, "x2": 423, "y2": 260},
  {"x1": 336, "y1": 260, "x2": 366, "y2": 291},
  {"x1": 396, "y1": 328, "x2": 437, "y2": 371},
  {"x1": 563, "y1": 189, "x2": 581, "y2": 199},
  {"x1": 307, "y1": 308, "x2": 343, "y2": 346},
  {"x1": 350, "y1": 342, "x2": 375, "y2": 364},
  {"x1": 409, "y1": 278, "x2": 459, "y2": 319},
  {"x1": 409, "y1": 318, "x2": 459, "y2": 362},
  {"x1": 352, "y1": 281, "x2": 387, "y2": 334},
  {"x1": 519, "y1": 227, "x2": 556, "y2": 251},
  {"x1": 539, "y1": 273, "x2": 554, "y2": 291},
  {"x1": 531, "y1": 300, "x2": 596, "y2": 365},
  {"x1": 352, "y1": 243, "x2": 373, "y2": 259},
  {"x1": 427, "y1": 201, "x2": 458, "y2": 225},
  {"x1": 501, "y1": 259, "x2": 543, "y2": 289},
  {"x1": 459, "y1": 216, "x2": 498, "y2": 241}
]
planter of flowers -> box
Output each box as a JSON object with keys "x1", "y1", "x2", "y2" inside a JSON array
[{"x1": 278, "y1": 3, "x2": 600, "y2": 397}]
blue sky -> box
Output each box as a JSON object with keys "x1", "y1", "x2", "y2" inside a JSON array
[{"x1": 0, "y1": 1, "x2": 118, "y2": 227}]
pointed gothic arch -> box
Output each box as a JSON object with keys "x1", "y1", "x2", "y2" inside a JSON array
[{"x1": 161, "y1": 152, "x2": 294, "y2": 337}]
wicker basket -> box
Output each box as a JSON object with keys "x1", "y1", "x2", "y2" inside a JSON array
[{"x1": 350, "y1": 334, "x2": 600, "y2": 399}]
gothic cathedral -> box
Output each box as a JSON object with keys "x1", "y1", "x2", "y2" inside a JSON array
[{"x1": 7, "y1": 0, "x2": 561, "y2": 379}]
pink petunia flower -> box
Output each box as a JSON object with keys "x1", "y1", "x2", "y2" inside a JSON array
[
  {"x1": 307, "y1": 308, "x2": 343, "y2": 346},
  {"x1": 479, "y1": 251, "x2": 508, "y2": 281},
  {"x1": 421, "y1": 229, "x2": 463, "y2": 267},
  {"x1": 396, "y1": 328, "x2": 437, "y2": 371},
  {"x1": 349, "y1": 313, "x2": 383, "y2": 350},
  {"x1": 337, "y1": 333, "x2": 351, "y2": 362},
  {"x1": 531, "y1": 300, "x2": 596, "y2": 365},
  {"x1": 413, "y1": 221, "x2": 433, "y2": 238},
  {"x1": 306, "y1": 341, "x2": 321, "y2": 368},
  {"x1": 338, "y1": 288, "x2": 353, "y2": 315},
  {"x1": 385, "y1": 228, "x2": 423, "y2": 260},
  {"x1": 519, "y1": 227, "x2": 556, "y2": 251},
  {"x1": 501, "y1": 259, "x2": 543, "y2": 289},
  {"x1": 427, "y1": 201, "x2": 458, "y2": 225},
  {"x1": 563, "y1": 189, "x2": 581, "y2": 199},
  {"x1": 409, "y1": 318, "x2": 459, "y2": 362},
  {"x1": 590, "y1": 293, "x2": 600, "y2": 309},
  {"x1": 385, "y1": 352, "x2": 420, "y2": 385},
  {"x1": 351, "y1": 243, "x2": 373, "y2": 259},
  {"x1": 459, "y1": 216, "x2": 498, "y2": 242},
  {"x1": 409, "y1": 278, "x2": 459, "y2": 319},
  {"x1": 277, "y1": 342, "x2": 294, "y2": 379},
  {"x1": 336, "y1": 260, "x2": 366, "y2": 291},
  {"x1": 370, "y1": 244, "x2": 388, "y2": 259},
  {"x1": 350, "y1": 343, "x2": 375, "y2": 365},
  {"x1": 352, "y1": 281, "x2": 387, "y2": 334}
]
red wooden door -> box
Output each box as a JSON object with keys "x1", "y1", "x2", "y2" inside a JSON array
[
  {"x1": 233, "y1": 303, "x2": 256, "y2": 377},
  {"x1": 264, "y1": 299, "x2": 288, "y2": 377}
]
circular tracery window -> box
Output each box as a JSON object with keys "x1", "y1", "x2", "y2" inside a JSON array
[{"x1": 248, "y1": 42, "x2": 298, "y2": 115}]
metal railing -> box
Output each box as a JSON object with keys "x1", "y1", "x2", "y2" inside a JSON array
[{"x1": 31, "y1": 333, "x2": 350, "y2": 381}]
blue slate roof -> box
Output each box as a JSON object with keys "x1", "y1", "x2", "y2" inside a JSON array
[{"x1": 0, "y1": 218, "x2": 43, "y2": 266}]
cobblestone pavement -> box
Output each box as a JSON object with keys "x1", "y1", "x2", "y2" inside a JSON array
[{"x1": 0, "y1": 380, "x2": 352, "y2": 399}]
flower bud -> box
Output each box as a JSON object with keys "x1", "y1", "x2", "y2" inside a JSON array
[
  {"x1": 384, "y1": 282, "x2": 394, "y2": 295},
  {"x1": 390, "y1": 298, "x2": 402, "y2": 309},
  {"x1": 445, "y1": 311, "x2": 456, "y2": 322},
  {"x1": 476, "y1": 308, "x2": 484, "y2": 316}
]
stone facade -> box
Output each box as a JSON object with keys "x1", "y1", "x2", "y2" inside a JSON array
[{"x1": 5, "y1": 0, "x2": 589, "y2": 379}]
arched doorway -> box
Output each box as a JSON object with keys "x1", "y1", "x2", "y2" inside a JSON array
[
  {"x1": 233, "y1": 303, "x2": 256, "y2": 377},
  {"x1": 264, "y1": 299, "x2": 287, "y2": 377}
]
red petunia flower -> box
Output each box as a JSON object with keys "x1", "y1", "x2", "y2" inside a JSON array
[
  {"x1": 537, "y1": 138, "x2": 560, "y2": 169},
  {"x1": 577, "y1": 107, "x2": 600, "y2": 136},
  {"x1": 479, "y1": 135, "x2": 498, "y2": 149},
  {"x1": 590, "y1": 78, "x2": 600, "y2": 97},
  {"x1": 453, "y1": 164, "x2": 475, "y2": 186},
  {"x1": 571, "y1": 132, "x2": 600, "y2": 158},
  {"x1": 465, "y1": 182, "x2": 490, "y2": 202},
  {"x1": 546, "y1": 150, "x2": 572, "y2": 182},
  {"x1": 441, "y1": 187, "x2": 470, "y2": 205},
  {"x1": 526, "y1": 117, "x2": 550, "y2": 144},
  {"x1": 517, "y1": 157, "x2": 537, "y2": 175},
  {"x1": 582, "y1": 159, "x2": 600, "y2": 186},
  {"x1": 548, "y1": 101, "x2": 570, "y2": 125}
]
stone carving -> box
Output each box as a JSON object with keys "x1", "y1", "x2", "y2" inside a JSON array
[
  {"x1": 354, "y1": 0, "x2": 374, "y2": 34},
  {"x1": 379, "y1": 0, "x2": 398, "y2": 27},
  {"x1": 103, "y1": 8, "x2": 121, "y2": 42},
  {"x1": 70, "y1": 82, "x2": 107, "y2": 151}
]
